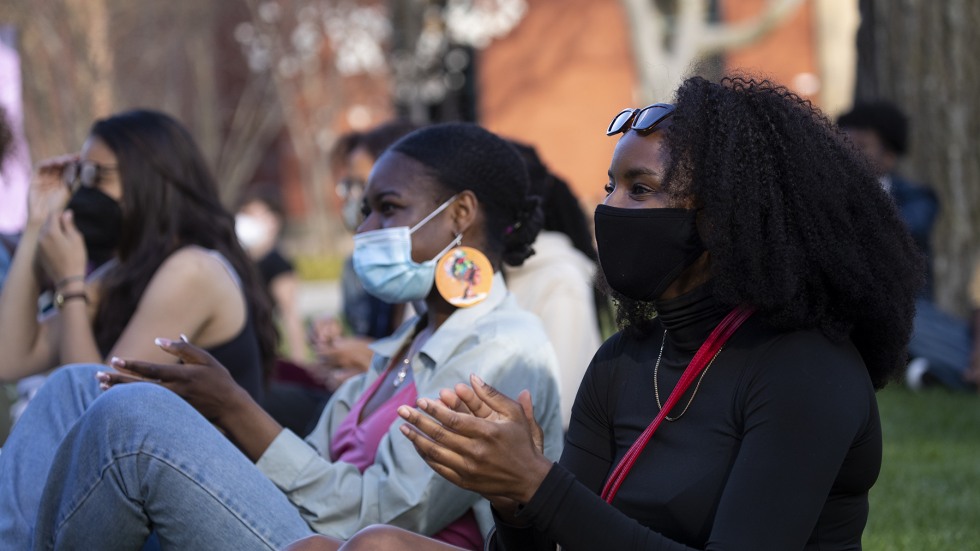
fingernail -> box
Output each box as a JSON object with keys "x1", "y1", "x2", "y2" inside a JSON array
[
  {"x1": 155, "y1": 337, "x2": 172, "y2": 347},
  {"x1": 180, "y1": 334, "x2": 190, "y2": 344},
  {"x1": 399, "y1": 425, "x2": 411, "y2": 436},
  {"x1": 472, "y1": 374, "x2": 485, "y2": 386},
  {"x1": 99, "y1": 382, "x2": 110, "y2": 391},
  {"x1": 417, "y1": 398, "x2": 428, "y2": 411},
  {"x1": 397, "y1": 406, "x2": 411, "y2": 418},
  {"x1": 95, "y1": 370, "x2": 108, "y2": 381},
  {"x1": 109, "y1": 357, "x2": 124, "y2": 367}
]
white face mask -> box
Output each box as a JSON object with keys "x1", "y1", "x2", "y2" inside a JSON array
[
  {"x1": 235, "y1": 214, "x2": 268, "y2": 251},
  {"x1": 352, "y1": 195, "x2": 460, "y2": 303}
]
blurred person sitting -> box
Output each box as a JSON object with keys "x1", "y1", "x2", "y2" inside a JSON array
[
  {"x1": 837, "y1": 101, "x2": 968, "y2": 390},
  {"x1": 0, "y1": 110, "x2": 275, "y2": 405},
  {"x1": 505, "y1": 141, "x2": 606, "y2": 429},
  {"x1": 235, "y1": 185, "x2": 309, "y2": 364},
  {"x1": 901, "y1": 259, "x2": 980, "y2": 393},
  {"x1": 837, "y1": 101, "x2": 939, "y2": 296},
  {"x1": 0, "y1": 109, "x2": 13, "y2": 290}
]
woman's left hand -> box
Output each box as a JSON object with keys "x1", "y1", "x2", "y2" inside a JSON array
[
  {"x1": 100, "y1": 337, "x2": 250, "y2": 425},
  {"x1": 397, "y1": 374, "x2": 553, "y2": 504}
]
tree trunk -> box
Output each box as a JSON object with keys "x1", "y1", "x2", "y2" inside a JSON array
[{"x1": 854, "y1": 0, "x2": 980, "y2": 315}]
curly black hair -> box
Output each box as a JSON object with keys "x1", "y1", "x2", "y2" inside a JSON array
[
  {"x1": 391, "y1": 123, "x2": 544, "y2": 267},
  {"x1": 612, "y1": 76, "x2": 923, "y2": 389}
]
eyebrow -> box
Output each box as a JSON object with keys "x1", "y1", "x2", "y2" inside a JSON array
[
  {"x1": 608, "y1": 167, "x2": 662, "y2": 180},
  {"x1": 369, "y1": 189, "x2": 402, "y2": 201}
]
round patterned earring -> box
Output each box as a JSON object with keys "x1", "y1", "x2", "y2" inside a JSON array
[{"x1": 435, "y1": 238, "x2": 493, "y2": 308}]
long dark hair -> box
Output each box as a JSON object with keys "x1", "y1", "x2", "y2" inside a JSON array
[
  {"x1": 612, "y1": 77, "x2": 923, "y2": 389},
  {"x1": 91, "y1": 110, "x2": 277, "y2": 376}
]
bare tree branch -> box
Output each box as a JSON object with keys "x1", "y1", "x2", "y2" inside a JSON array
[{"x1": 699, "y1": 0, "x2": 804, "y2": 56}]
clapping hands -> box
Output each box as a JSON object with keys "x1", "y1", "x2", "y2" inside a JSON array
[{"x1": 397, "y1": 374, "x2": 553, "y2": 508}]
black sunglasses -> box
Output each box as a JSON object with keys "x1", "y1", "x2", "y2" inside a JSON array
[
  {"x1": 606, "y1": 103, "x2": 675, "y2": 136},
  {"x1": 63, "y1": 160, "x2": 117, "y2": 194}
]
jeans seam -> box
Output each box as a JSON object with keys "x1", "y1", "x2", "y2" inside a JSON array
[{"x1": 52, "y1": 449, "x2": 280, "y2": 550}]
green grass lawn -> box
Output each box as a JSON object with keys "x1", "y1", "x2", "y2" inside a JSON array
[{"x1": 864, "y1": 386, "x2": 980, "y2": 550}]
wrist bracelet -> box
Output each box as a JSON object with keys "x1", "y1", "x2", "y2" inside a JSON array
[
  {"x1": 55, "y1": 274, "x2": 86, "y2": 290},
  {"x1": 54, "y1": 291, "x2": 89, "y2": 310}
]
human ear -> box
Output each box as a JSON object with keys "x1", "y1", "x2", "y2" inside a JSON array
[{"x1": 450, "y1": 190, "x2": 479, "y2": 235}]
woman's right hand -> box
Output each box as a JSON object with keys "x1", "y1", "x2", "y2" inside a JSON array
[
  {"x1": 101, "y1": 337, "x2": 250, "y2": 426},
  {"x1": 27, "y1": 155, "x2": 76, "y2": 231},
  {"x1": 37, "y1": 210, "x2": 88, "y2": 284},
  {"x1": 397, "y1": 374, "x2": 553, "y2": 506}
]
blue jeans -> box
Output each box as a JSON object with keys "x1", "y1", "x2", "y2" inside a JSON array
[
  {"x1": 908, "y1": 299, "x2": 974, "y2": 391},
  {"x1": 0, "y1": 364, "x2": 312, "y2": 549}
]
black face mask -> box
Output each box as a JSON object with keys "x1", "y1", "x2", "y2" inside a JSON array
[
  {"x1": 66, "y1": 186, "x2": 123, "y2": 268},
  {"x1": 594, "y1": 204, "x2": 705, "y2": 302}
]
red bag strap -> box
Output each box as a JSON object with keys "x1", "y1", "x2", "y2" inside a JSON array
[{"x1": 600, "y1": 306, "x2": 755, "y2": 504}]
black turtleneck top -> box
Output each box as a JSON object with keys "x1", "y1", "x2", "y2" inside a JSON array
[{"x1": 492, "y1": 285, "x2": 881, "y2": 550}]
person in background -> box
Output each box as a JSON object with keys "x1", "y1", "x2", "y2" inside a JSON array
[
  {"x1": 504, "y1": 141, "x2": 604, "y2": 429},
  {"x1": 235, "y1": 186, "x2": 309, "y2": 364},
  {"x1": 837, "y1": 101, "x2": 939, "y2": 296},
  {"x1": 236, "y1": 185, "x2": 330, "y2": 433},
  {"x1": 0, "y1": 123, "x2": 562, "y2": 550},
  {"x1": 0, "y1": 109, "x2": 12, "y2": 289},
  {"x1": 964, "y1": 264, "x2": 980, "y2": 392},
  {"x1": 837, "y1": 102, "x2": 968, "y2": 391},
  {"x1": 315, "y1": 76, "x2": 924, "y2": 551},
  {"x1": 0, "y1": 110, "x2": 274, "y2": 403},
  {"x1": 899, "y1": 260, "x2": 980, "y2": 393}
]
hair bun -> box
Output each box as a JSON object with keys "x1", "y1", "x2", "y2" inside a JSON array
[{"x1": 502, "y1": 195, "x2": 544, "y2": 267}]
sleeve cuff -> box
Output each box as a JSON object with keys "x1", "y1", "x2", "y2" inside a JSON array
[
  {"x1": 255, "y1": 428, "x2": 322, "y2": 490},
  {"x1": 518, "y1": 462, "x2": 575, "y2": 522}
]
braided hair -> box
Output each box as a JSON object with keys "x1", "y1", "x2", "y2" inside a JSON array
[
  {"x1": 391, "y1": 123, "x2": 543, "y2": 267},
  {"x1": 612, "y1": 76, "x2": 922, "y2": 389}
]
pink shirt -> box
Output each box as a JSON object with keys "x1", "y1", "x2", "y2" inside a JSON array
[{"x1": 329, "y1": 372, "x2": 482, "y2": 549}]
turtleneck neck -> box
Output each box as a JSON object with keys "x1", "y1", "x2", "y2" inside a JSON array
[{"x1": 653, "y1": 282, "x2": 729, "y2": 353}]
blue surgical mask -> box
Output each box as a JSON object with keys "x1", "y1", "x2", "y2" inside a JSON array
[{"x1": 352, "y1": 195, "x2": 460, "y2": 303}]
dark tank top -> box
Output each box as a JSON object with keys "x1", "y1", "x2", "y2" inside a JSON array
[
  {"x1": 206, "y1": 313, "x2": 264, "y2": 402},
  {"x1": 96, "y1": 249, "x2": 265, "y2": 401}
]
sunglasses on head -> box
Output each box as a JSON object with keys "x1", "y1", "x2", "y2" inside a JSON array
[
  {"x1": 606, "y1": 103, "x2": 675, "y2": 136},
  {"x1": 63, "y1": 160, "x2": 117, "y2": 194}
]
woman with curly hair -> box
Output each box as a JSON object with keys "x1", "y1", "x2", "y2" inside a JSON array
[{"x1": 307, "y1": 76, "x2": 924, "y2": 550}]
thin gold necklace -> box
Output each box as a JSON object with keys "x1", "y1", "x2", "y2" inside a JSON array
[
  {"x1": 393, "y1": 327, "x2": 429, "y2": 387},
  {"x1": 653, "y1": 329, "x2": 724, "y2": 421}
]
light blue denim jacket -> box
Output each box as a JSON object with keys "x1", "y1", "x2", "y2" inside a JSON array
[{"x1": 256, "y1": 273, "x2": 563, "y2": 540}]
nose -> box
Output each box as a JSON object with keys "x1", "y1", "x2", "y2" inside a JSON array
[{"x1": 355, "y1": 211, "x2": 379, "y2": 234}]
